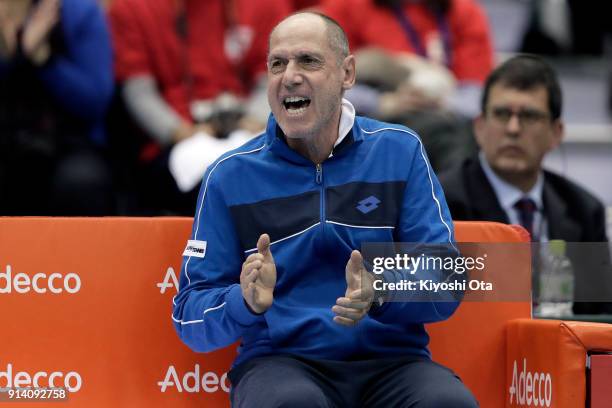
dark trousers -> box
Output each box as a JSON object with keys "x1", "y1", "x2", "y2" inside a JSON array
[{"x1": 229, "y1": 354, "x2": 478, "y2": 408}]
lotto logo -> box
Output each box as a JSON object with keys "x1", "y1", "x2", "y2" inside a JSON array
[
  {"x1": 0, "y1": 265, "x2": 81, "y2": 294},
  {"x1": 0, "y1": 364, "x2": 82, "y2": 392}
]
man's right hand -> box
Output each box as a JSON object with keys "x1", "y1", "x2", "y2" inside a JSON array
[{"x1": 240, "y1": 234, "x2": 276, "y2": 314}]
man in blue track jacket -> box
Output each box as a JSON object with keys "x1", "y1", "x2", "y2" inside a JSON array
[{"x1": 172, "y1": 11, "x2": 477, "y2": 407}]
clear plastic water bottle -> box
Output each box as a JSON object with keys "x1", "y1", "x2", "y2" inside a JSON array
[{"x1": 537, "y1": 240, "x2": 574, "y2": 317}]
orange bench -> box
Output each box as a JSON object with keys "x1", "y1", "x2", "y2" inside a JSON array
[{"x1": 0, "y1": 218, "x2": 610, "y2": 407}]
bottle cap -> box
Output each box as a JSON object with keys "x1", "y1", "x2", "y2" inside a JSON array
[{"x1": 549, "y1": 239, "x2": 567, "y2": 257}]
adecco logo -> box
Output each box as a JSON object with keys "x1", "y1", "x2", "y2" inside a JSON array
[
  {"x1": 509, "y1": 359, "x2": 552, "y2": 407},
  {"x1": 157, "y1": 267, "x2": 179, "y2": 294},
  {"x1": 158, "y1": 365, "x2": 229, "y2": 393},
  {"x1": 0, "y1": 364, "x2": 82, "y2": 392},
  {"x1": 0, "y1": 265, "x2": 81, "y2": 294}
]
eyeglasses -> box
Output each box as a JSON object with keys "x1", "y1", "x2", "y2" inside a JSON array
[{"x1": 488, "y1": 107, "x2": 551, "y2": 127}]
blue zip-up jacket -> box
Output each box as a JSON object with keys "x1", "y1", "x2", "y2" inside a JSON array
[{"x1": 172, "y1": 104, "x2": 458, "y2": 367}]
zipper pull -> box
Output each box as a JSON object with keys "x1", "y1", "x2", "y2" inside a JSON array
[{"x1": 315, "y1": 164, "x2": 323, "y2": 185}]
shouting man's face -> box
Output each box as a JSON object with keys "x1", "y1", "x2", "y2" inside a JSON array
[{"x1": 267, "y1": 13, "x2": 354, "y2": 144}]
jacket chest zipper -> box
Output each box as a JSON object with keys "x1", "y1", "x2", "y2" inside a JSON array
[{"x1": 316, "y1": 164, "x2": 325, "y2": 231}]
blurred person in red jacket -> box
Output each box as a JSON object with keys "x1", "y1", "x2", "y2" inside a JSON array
[
  {"x1": 322, "y1": 0, "x2": 494, "y2": 118},
  {"x1": 319, "y1": 0, "x2": 493, "y2": 175},
  {"x1": 108, "y1": 0, "x2": 290, "y2": 214}
]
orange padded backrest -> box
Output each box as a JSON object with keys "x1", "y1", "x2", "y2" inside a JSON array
[
  {"x1": 506, "y1": 319, "x2": 612, "y2": 408},
  {"x1": 0, "y1": 218, "x2": 530, "y2": 407},
  {"x1": 427, "y1": 221, "x2": 532, "y2": 407},
  {"x1": 0, "y1": 217, "x2": 232, "y2": 407}
]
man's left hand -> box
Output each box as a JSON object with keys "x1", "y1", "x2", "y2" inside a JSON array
[{"x1": 332, "y1": 250, "x2": 375, "y2": 326}]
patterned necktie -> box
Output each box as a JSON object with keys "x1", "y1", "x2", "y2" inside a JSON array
[{"x1": 514, "y1": 197, "x2": 538, "y2": 241}]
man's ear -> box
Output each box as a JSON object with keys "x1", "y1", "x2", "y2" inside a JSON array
[
  {"x1": 473, "y1": 115, "x2": 486, "y2": 149},
  {"x1": 548, "y1": 119, "x2": 564, "y2": 151},
  {"x1": 342, "y1": 54, "x2": 356, "y2": 90}
]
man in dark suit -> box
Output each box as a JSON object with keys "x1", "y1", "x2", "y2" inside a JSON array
[{"x1": 439, "y1": 55, "x2": 612, "y2": 314}]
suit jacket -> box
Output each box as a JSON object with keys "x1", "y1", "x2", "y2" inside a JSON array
[{"x1": 439, "y1": 157, "x2": 612, "y2": 314}]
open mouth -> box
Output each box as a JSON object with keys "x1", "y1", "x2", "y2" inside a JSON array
[{"x1": 283, "y1": 96, "x2": 311, "y2": 115}]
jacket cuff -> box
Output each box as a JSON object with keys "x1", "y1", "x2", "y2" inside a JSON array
[
  {"x1": 368, "y1": 298, "x2": 391, "y2": 319},
  {"x1": 225, "y1": 284, "x2": 265, "y2": 326}
]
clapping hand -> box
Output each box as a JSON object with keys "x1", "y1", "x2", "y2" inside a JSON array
[
  {"x1": 332, "y1": 250, "x2": 375, "y2": 326},
  {"x1": 240, "y1": 234, "x2": 277, "y2": 314}
]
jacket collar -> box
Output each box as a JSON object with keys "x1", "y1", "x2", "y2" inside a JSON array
[
  {"x1": 466, "y1": 157, "x2": 509, "y2": 223},
  {"x1": 469, "y1": 158, "x2": 582, "y2": 241},
  {"x1": 264, "y1": 99, "x2": 363, "y2": 164},
  {"x1": 478, "y1": 152, "x2": 544, "y2": 221}
]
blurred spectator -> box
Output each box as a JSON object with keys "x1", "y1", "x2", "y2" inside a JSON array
[
  {"x1": 439, "y1": 55, "x2": 612, "y2": 315},
  {"x1": 0, "y1": 0, "x2": 115, "y2": 215},
  {"x1": 318, "y1": 0, "x2": 491, "y2": 174},
  {"x1": 108, "y1": 0, "x2": 290, "y2": 215},
  {"x1": 322, "y1": 0, "x2": 494, "y2": 117},
  {"x1": 521, "y1": 0, "x2": 612, "y2": 56},
  {"x1": 520, "y1": 0, "x2": 612, "y2": 121}
]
